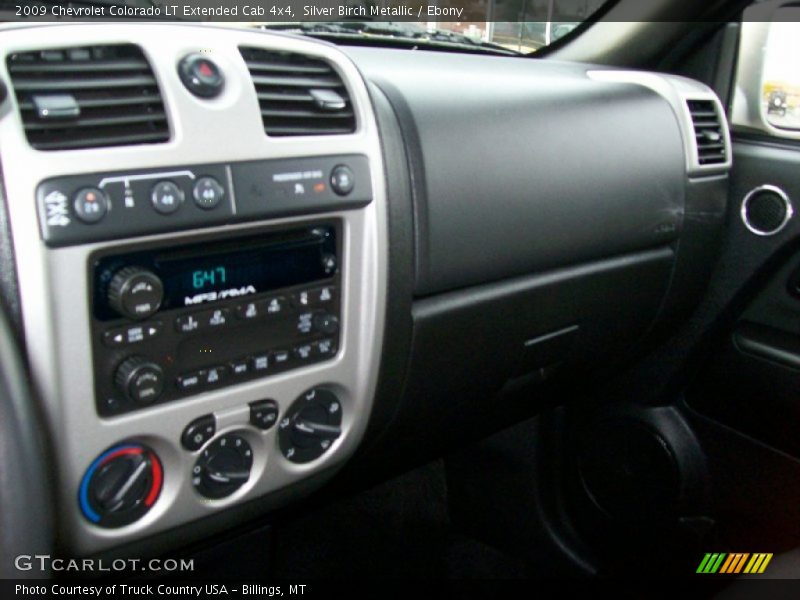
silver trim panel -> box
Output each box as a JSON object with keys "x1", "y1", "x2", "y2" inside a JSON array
[{"x1": 0, "y1": 24, "x2": 387, "y2": 554}]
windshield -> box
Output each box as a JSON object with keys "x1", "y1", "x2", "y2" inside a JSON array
[
  {"x1": 1, "y1": 0, "x2": 609, "y2": 55},
  {"x1": 256, "y1": 0, "x2": 611, "y2": 55}
]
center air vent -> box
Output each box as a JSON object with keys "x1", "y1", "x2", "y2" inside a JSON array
[
  {"x1": 6, "y1": 44, "x2": 169, "y2": 151},
  {"x1": 686, "y1": 99, "x2": 727, "y2": 166},
  {"x1": 239, "y1": 47, "x2": 356, "y2": 137}
]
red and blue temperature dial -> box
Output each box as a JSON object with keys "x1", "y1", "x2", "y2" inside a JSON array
[{"x1": 79, "y1": 443, "x2": 162, "y2": 528}]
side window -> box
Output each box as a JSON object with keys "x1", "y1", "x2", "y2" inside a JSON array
[{"x1": 732, "y1": 1, "x2": 800, "y2": 137}]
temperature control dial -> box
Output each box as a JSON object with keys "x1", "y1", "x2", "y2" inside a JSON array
[
  {"x1": 79, "y1": 443, "x2": 163, "y2": 528},
  {"x1": 279, "y1": 387, "x2": 342, "y2": 463},
  {"x1": 192, "y1": 434, "x2": 253, "y2": 499}
]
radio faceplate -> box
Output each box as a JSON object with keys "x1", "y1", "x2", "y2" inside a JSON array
[{"x1": 90, "y1": 222, "x2": 342, "y2": 417}]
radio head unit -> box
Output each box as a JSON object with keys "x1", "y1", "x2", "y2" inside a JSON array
[{"x1": 90, "y1": 222, "x2": 342, "y2": 417}]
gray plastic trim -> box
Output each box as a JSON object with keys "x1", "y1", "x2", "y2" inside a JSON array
[
  {"x1": 588, "y1": 70, "x2": 733, "y2": 176},
  {"x1": 0, "y1": 24, "x2": 387, "y2": 554}
]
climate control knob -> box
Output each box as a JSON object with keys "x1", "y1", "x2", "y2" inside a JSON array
[
  {"x1": 115, "y1": 356, "x2": 164, "y2": 405},
  {"x1": 192, "y1": 434, "x2": 253, "y2": 499},
  {"x1": 107, "y1": 266, "x2": 163, "y2": 320},
  {"x1": 279, "y1": 388, "x2": 342, "y2": 463},
  {"x1": 79, "y1": 443, "x2": 163, "y2": 528}
]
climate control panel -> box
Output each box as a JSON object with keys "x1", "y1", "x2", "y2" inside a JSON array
[
  {"x1": 90, "y1": 223, "x2": 342, "y2": 416},
  {"x1": 80, "y1": 387, "x2": 344, "y2": 528}
]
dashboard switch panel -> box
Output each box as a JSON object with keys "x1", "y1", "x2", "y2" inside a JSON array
[{"x1": 36, "y1": 155, "x2": 371, "y2": 247}]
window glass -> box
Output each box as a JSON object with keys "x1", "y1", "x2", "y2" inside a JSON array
[{"x1": 762, "y1": 10, "x2": 800, "y2": 130}]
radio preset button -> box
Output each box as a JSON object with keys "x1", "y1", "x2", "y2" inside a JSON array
[
  {"x1": 316, "y1": 286, "x2": 335, "y2": 304},
  {"x1": 249, "y1": 399, "x2": 279, "y2": 431},
  {"x1": 73, "y1": 187, "x2": 109, "y2": 224},
  {"x1": 204, "y1": 365, "x2": 228, "y2": 386},
  {"x1": 175, "y1": 314, "x2": 201, "y2": 333},
  {"x1": 230, "y1": 359, "x2": 249, "y2": 377},
  {"x1": 177, "y1": 370, "x2": 205, "y2": 392},
  {"x1": 236, "y1": 301, "x2": 261, "y2": 320},
  {"x1": 321, "y1": 253, "x2": 337, "y2": 276},
  {"x1": 271, "y1": 349, "x2": 290, "y2": 366},
  {"x1": 294, "y1": 290, "x2": 312, "y2": 309},
  {"x1": 264, "y1": 295, "x2": 287, "y2": 316},
  {"x1": 293, "y1": 343, "x2": 313, "y2": 361},
  {"x1": 313, "y1": 338, "x2": 337, "y2": 357},
  {"x1": 151, "y1": 181, "x2": 184, "y2": 215},
  {"x1": 294, "y1": 287, "x2": 336, "y2": 309},
  {"x1": 192, "y1": 177, "x2": 224, "y2": 210},
  {"x1": 204, "y1": 308, "x2": 230, "y2": 328},
  {"x1": 296, "y1": 312, "x2": 314, "y2": 334},
  {"x1": 249, "y1": 354, "x2": 270, "y2": 372},
  {"x1": 181, "y1": 414, "x2": 216, "y2": 451}
]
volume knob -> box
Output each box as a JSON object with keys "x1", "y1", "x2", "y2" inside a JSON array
[
  {"x1": 108, "y1": 266, "x2": 163, "y2": 320},
  {"x1": 115, "y1": 356, "x2": 164, "y2": 405}
]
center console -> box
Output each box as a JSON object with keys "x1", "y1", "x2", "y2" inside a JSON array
[{"x1": 0, "y1": 25, "x2": 387, "y2": 552}]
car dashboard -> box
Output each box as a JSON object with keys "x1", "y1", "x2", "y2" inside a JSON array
[{"x1": 0, "y1": 22, "x2": 731, "y2": 559}]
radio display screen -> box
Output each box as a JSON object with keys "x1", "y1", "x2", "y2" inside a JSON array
[
  {"x1": 157, "y1": 240, "x2": 329, "y2": 308},
  {"x1": 93, "y1": 225, "x2": 336, "y2": 318}
]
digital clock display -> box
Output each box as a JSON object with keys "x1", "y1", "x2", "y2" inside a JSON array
[
  {"x1": 154, "y1": 229, "x2": 334, "y2": 309},
  {"x1": 191, "y1": 266, "x2": 227, "y2": 290}
]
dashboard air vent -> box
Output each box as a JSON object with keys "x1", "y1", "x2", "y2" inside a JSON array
[
  {"x1": 239, "y1": 47, "x2": 356, "y2": 137},
  {"x1": 6, "y1": 44, "x2": 169, "y2": 151},
  {"x1": 686, "y1": 99, "x2": 726, "y2": 166}
]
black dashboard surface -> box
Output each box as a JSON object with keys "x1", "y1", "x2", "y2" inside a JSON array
[{"x1": 344, "y1": 48, "x2": 687, "y2": 296}]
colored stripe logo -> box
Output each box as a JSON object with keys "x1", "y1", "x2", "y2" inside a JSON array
[{"x1": 696, "y1": 553, "x2": 773, "y2": 574}]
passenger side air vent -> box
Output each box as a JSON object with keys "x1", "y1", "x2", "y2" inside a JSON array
[
  {"x1": 686, "y1": 99, "x2": 727, "y2": 166},
  {"x1": 239, "y1": 47, "x2": 356, "y2": 137},
  {"x1": 6, "y1": 44, "x2": 169, "y2": 151}
]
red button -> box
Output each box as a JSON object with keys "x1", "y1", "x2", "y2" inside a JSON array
[{"x1": 197, "y1": 61, "x2": 214, "y2": 78}]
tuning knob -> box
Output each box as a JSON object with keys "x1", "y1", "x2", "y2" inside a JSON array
[
  {"x1": 79, "y1": 443, "x2": 163, "y2": 528},
  {"x1": 107, "y1": 266, "x2": 163, "y2": 320},
  {"x1": 115, "y1": 356, "x2": 164, "y2": 405}
]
